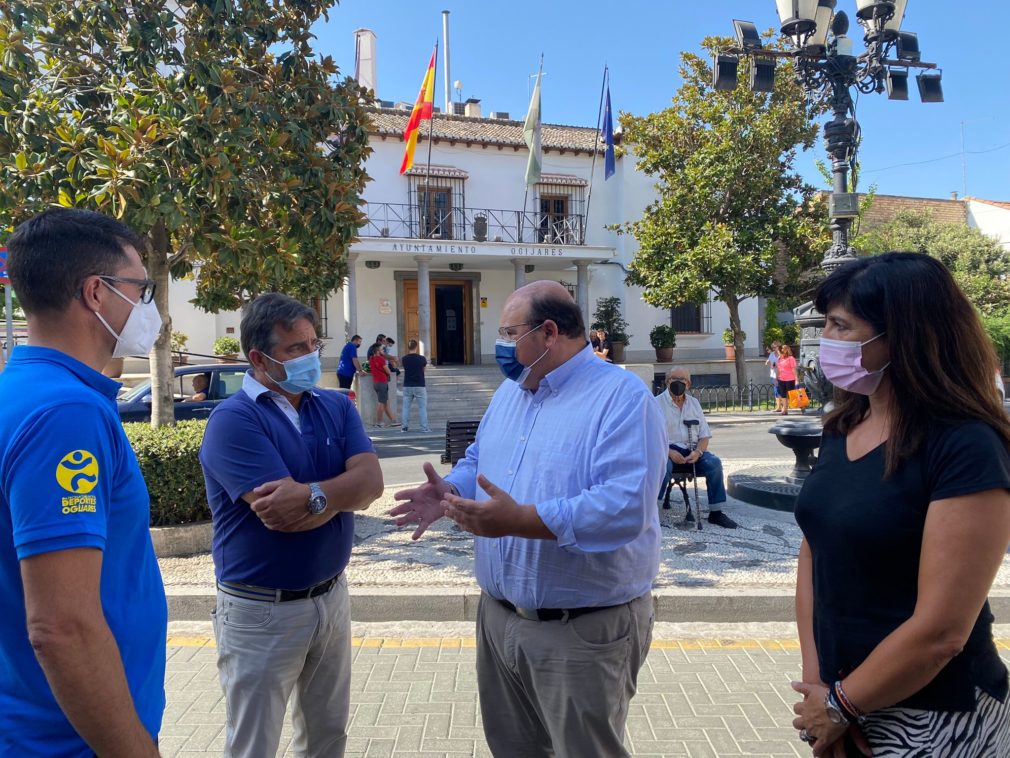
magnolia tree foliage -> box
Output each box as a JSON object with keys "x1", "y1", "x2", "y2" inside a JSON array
[
  {"x1": 854, "y1": 209, "x2": 1010, "y2": 316},
  {"x1": 618, "y1": 36, "x2": 829, "y2": 387},
  {"x1": 0, "y1": 0, "x2": 371, "y2": 425}
]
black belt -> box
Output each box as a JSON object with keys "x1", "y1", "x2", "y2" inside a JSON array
[
  {"x1": 496, "y1": 597, "x2": 622, "y2": 622},
  {"x1": 217, "y1": 572, "x2": 342, "y2": 603}
]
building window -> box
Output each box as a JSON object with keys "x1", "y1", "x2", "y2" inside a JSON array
[
  {"x1": 406, "y1": 170, "x2": 466, "y2": 240},
  {"x1": 538, "y1": 195, "x2": 570, "y2": 243},
  {"x1": 307, "y1": 296, "x2": 328, "y2": 338},
  {"x1": 419, "y1": 186, "x2": 453, "y2": 240},
  {"x1": 671, "y1": 301, "x2": 710, "y2": 334}
]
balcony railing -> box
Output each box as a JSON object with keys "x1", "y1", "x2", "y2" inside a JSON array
[{"x1": 358, "y1": 202, "x2": 586, "y2": 245}]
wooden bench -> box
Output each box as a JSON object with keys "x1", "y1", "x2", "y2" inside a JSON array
[{"x1": 440, "y1": 419, "x2": 481, "y2": 465}]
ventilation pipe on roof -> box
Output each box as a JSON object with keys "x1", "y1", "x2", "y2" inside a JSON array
[{"x1": 353, "y1": 29, "x2": 377, "y2": 96}]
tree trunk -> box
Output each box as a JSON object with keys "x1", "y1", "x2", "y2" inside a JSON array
[
  {"x1": 725, "y1": 294, "x2": 748, "y2": 391},
  {"x1": 148, "y1": 221, "x2": 175, "y2": 428}
]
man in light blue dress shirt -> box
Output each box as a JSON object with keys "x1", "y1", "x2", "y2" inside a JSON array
[{"x1": 392, "y1": 281, "x2": 668, "y2": 757}]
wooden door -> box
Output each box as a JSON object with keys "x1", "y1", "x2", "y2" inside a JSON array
[{"x1": 401, "y1": 278, "x2": 472, "y2": 365}]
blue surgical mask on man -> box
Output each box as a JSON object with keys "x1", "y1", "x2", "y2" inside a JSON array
[
  {"x1": 262, "y1": 349, "x2": 322, "y2": 394},
  {"x1": 495, "y1": 323, "x2": 547, "y2": 384}
]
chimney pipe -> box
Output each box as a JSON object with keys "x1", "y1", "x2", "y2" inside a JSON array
[
  {"x1": 951, "y1": 191, "x2": 959, "y2": 200},
  {"x1": 353, "y1": 29, "x2": 377, "y2": 96},
  {"x1": 442, "y1": 10, "x2": 451, "y2": 115}
]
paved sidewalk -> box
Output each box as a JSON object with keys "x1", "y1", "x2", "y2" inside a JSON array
[{"x1": 161, "y1": 622, "x2": 1010, "y2": 757}]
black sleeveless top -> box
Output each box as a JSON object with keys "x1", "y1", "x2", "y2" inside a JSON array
[{"x1": 795, "y1": 420, "x2": 1010, "y2": 711}]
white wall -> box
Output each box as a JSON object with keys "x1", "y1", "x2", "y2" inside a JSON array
[{"x1": 968, "y1": 201, "x2": 1010, "y2": 251}]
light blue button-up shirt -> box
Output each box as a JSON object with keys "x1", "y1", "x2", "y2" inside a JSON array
[{"x1": 445, "y1": 345, "x2": 668, "y2": 609}]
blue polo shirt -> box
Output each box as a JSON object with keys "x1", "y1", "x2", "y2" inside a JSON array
[
  {"x1": 0, "y1": 346, "x2": 167, "y2": 756},
  {"x1": 337, "y1": 341, "x2": 359, "y2": 378},
  {"x1": 199, "y1": 374, "x2": 374, "y2": 589}
]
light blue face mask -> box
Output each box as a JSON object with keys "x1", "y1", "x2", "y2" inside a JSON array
[
  {"x1": 495, "y1": 323, "x2": 547, "y2": 384},
  {"x1": 262, "y1": 349, "x2": 322, "y2": 394}
]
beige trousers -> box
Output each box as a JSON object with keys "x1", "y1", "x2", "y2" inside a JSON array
[
  {"x1": 476, "y1": 591, "x2": 654, "y2": 758},
  {"x1": 211, "y1": 575, "x2": 351, "y2": 758}
]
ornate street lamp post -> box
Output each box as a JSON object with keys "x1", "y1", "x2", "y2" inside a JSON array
[{"x1": 714, "y1": 0, "x2": 942, "y2": 405}]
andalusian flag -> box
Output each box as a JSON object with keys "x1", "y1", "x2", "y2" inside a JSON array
[
  {"x1": 399, "y1": 47, "x2": 437, "y2": 175},
  {"x1": 523, "y1": 68, "x2": 543, "y2": 187}
]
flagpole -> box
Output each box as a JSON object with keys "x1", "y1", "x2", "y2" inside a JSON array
[
  {"x1": 583, "y1": 64, "x2": 608, "y2": 246},
  {"x1": 424, "y1": 40, "x2": 438, "y2": 238},
  {"x1": 522, "y1": 54, "x2": 543, "y2": 245}
]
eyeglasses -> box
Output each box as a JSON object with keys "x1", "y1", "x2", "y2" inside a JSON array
[
  {"x1": 100, "y1": 275, "x2": 156, "y2": 304},
  {"x1": 497, "y1": 322, "x2": 543, "y2": 342}
]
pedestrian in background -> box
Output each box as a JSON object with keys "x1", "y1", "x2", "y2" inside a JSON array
[
  {"x1": 200, "y1": 293, "x2": 383, "y2": 757},
  {"x1": 0, "y1": 208, "x2": 165, "y2": 756},
  {"x1": 400, "y1": 339, "x2": 430, "y2": 433},
  {"x1": 792, "y1": 253, "x2": 1010, "y2": 757},
  {"x1": 336, "y1": 334, "x2": 365, "y2": 389},
  {"x1": 766, "y1": 339, "x2": 783, "y2": 413},
  {"x1": 776, "y1": 344, "x2": 797, "y2": 415},
  {"x1": 391, "y1": 280, "x2": 666, "y2": 758},
  {"x1": 369, "y1": 342, "x2": 398, "y2": 428}
]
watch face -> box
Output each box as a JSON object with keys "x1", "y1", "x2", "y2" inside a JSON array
[
  {"x1": 308, "y1": 496, "x2": 327, "y2": 515},
  {"x1": 826, "y1": 704, "x2": 847, "y2": 725}
]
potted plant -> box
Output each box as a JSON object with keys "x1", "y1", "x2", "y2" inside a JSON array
[
  {"x1": 213, "y1": 336, "x2": 241, "y2": 363},
  {"x1": 650, "y1": 324, "x2": 676, "y2": 363},
  {"x1": 171, "y1": 330, "x2": 189, "y2": 366},
  {"x1": 722, "y1": 328, "x2": 746, "y2": 361},
  {"x1": 592, "y1": 296, "x2": 631, "y2": 363}
]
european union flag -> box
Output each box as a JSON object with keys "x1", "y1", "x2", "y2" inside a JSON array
[{"x1": 602, "y1": 86, "x2": 615, "y2": 180}]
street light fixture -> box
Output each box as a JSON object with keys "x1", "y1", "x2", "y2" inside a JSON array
[{"x1": 714, "y1": 1, "x2": 942, "y2": 405}]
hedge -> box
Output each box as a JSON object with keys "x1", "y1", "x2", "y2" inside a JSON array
[{"x1": 123, "y1": 420, "x2": 210, "y2": 527}]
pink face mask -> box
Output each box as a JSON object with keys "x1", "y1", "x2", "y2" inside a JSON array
[{"x1": 819, "y1": 333, "x2": 889, "y2": 395}]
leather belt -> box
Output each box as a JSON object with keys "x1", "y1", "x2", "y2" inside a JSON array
[
  {"x1": 496, "y1": 597, "x2": 622, "y2": 622},
  {"x1": 217, "y1": 572, "x2": 343, "y2": 603}
]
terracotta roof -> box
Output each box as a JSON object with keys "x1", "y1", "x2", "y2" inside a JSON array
[
  {"x1": 857, "y1": 193, "x2": 967, "y2": 230},
  {"x1": 966, "y1": 197, "x2": 1010, "y2": 212},
  {"x1": 366, "y1": 108, "x2": 606, "y2": 154},
  {"x1": 403, "y1": 164, "x2": 469, "y2": 179}
]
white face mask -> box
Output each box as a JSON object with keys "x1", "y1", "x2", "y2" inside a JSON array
[{"x1": 94, "y1": 281, "x2": 163, "y2": 358}]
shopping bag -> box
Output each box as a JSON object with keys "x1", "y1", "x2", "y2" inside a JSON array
[{"x1": 788, "y1": 387, "x2": 810, "y2": 409}]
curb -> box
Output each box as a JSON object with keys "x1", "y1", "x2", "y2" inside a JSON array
[{"x1": 165, "y1": 587, "x2": 1010, "y2": 625}]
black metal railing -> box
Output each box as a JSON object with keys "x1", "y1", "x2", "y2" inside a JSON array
[
  {"x1": 652, "y1": 381, "x2": 824, "y2": 414},
  {"x1": 359, "y1": 202, "x2": 586, "y2": 245}
]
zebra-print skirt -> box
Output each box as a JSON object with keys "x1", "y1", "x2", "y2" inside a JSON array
[{"x1": 861, "y1": 687, "x2": 1010, "y2": 757}]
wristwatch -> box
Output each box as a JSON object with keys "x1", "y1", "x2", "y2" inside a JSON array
[
  {"x1": 307, "y1": 482, "x2": 327, "y2": 515},
  {"x1": 824, "y1": 690, "x2": 850, "y2": 726}
]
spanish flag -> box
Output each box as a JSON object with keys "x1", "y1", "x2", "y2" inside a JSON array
[{"x1": 399, "y1": 47, "x2": 437, "y2": 175}]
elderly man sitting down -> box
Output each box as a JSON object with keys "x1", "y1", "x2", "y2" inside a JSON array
[{"x1": 654, "y1": 367, "x2": 737, "y2": 529}]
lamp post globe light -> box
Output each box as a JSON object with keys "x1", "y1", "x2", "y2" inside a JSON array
[{"x1": 715, "y1": 0, "x2": 941, "y2": 407}]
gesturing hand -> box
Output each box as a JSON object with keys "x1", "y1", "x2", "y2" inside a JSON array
[
  {"x1": 390, "y1": 462, "x2": 451, "y2": 540},
  {"x1": 444, "y1": 474, "x2": 524, "y2": 538}
]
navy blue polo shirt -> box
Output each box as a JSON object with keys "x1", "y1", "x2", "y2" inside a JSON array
[
  {"x1": 0, "y1": 346, "x2": 167, "y2": 756},
  {"x1": 199, "y1": 374, "x2": 374, "y2": 589},
  {"x1": 337, "y1": 341, "x2": 358, "y2": 378}
]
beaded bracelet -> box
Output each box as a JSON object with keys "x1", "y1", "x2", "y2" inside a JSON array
[{"x1": 832, "y1": 680, "x2": 867, "y2": 725}]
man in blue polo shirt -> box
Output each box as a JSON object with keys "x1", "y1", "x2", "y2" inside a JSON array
[
  {"x1": 336, "y1": 333, "x2": 364, "y2": 389},
  {"x1": 200, "y1": 293, "x2": 383, "y2": 758},
  {"x1": 0, "y1": 208, "x2": 166, "y2": 756}
]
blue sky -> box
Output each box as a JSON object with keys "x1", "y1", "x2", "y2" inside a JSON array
[{"x1": 313, "y1": 1, "x2": 1010, "y2": 201}]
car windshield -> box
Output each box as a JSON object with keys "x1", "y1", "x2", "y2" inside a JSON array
[{"x1": 120, "y1": 381, "x2": 151, "y2": 403}]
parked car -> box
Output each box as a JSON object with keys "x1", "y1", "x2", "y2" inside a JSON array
[
  {"x1": 117, "y1": 363, "x2": 356, "y2": 423},
  {"x1": 118, "y1": 363, "x2": 251, "y2": 423}
]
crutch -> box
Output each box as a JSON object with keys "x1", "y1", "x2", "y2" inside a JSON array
[{"x1": 683, "y1": 419, "x2": 702, "y2": 531}]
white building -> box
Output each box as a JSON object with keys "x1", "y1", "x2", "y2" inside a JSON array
[{"x1": 169, "y1": 58, "x2": 769, "y2": 386}]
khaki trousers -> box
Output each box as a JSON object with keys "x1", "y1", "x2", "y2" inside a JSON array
[
  {"x1": 211, "y1": 575, "x2": 351, "y2": 758},
  {"x1": 476, "y1": 591, "x2": 654, "y2": 758}
]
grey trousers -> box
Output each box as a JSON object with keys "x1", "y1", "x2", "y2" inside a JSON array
[
  {"x1": 476, "y1": 591, "x2": 654, "y2": 758},
  {"x1": 211, "y1": 575, "x2": 352, "y2": 758}
]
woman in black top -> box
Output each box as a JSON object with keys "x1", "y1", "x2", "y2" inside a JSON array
[{"x1": 792, "y1": 253, "x2": 1010, "y2": 757}]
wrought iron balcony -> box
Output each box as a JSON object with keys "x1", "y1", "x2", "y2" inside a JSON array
[{"x1": 358, "y1": 202, "x2": 587, "y2": 246}]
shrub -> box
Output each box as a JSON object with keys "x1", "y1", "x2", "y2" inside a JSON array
[
  {"x1": 649, "y1": 324, "x2": 676, "y2": 348},
  {"x1": 213, "y1": 335, "x2": 241, "y2": 356},
  {"x1": 124, "y1": 420, "x2": 210, "y2": 526},
  {"x1": 591, "y1": 296, "x2": 632, "y2": 345}
]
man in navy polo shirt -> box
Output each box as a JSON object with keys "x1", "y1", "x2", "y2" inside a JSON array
[
  {"x1": 200, "y1": 293, "x2": 383, "y2": 758},
  {"x1": 336, "y1": 333, "x2": 364, "y2": 389},
  {"x1": 0, "y1": 208, "x2": 166, "y2": 756}
]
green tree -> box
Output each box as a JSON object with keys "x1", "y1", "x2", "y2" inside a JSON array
[
  {"x1": 618, "y1": 36, "x2": 829, "y2": 387},
  {"x1": 0, "y1": 1, "x2": 371, "y2": 426},
  {"x1": 854, "y1": 209, "x2": 1010, "y2": 315}
]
